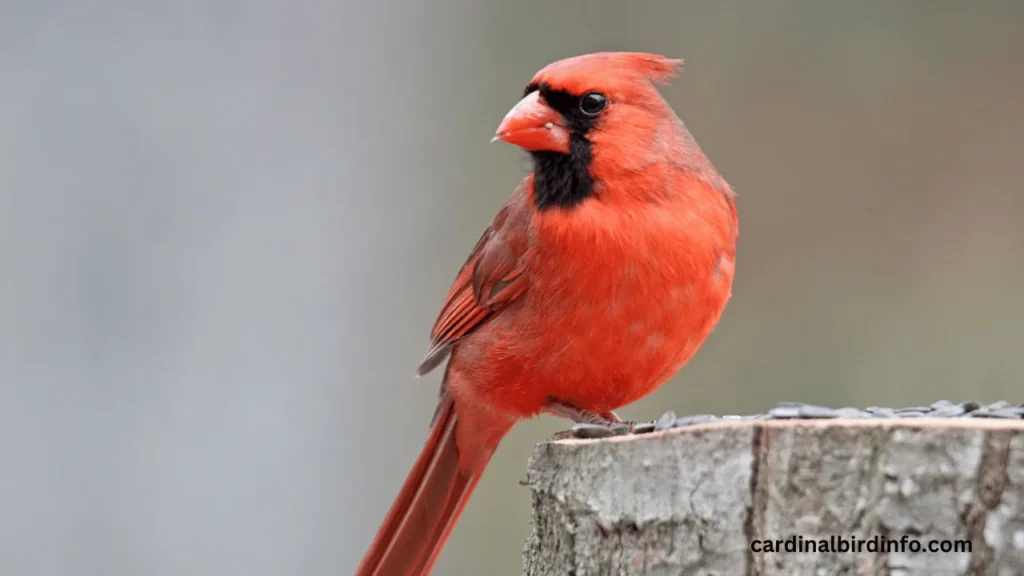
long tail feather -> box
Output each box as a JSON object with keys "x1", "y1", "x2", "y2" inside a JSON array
[{"x1": 355, "y1": 397, "x2": 489, "y2": 576}]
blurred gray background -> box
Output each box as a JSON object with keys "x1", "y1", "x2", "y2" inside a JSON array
[{"x1": 2, "y1": 1, "x2": 1022, "y2": 574}]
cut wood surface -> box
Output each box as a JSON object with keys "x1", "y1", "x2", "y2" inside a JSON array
[{"x1": 522, "y1": 418, "x2": 1024, "y2": 576}]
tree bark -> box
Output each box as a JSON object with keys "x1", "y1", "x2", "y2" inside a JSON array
[{"x1": 522, "y1": 419, "x2": 1024, "y2": 576}]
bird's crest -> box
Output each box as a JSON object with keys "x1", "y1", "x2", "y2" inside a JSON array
[
  {"x1": 531, "y1": 52, "x2": 683, "y2": 94},
  {"x1": 614, "y1": 52, "x2": 683, "y2": 84}
]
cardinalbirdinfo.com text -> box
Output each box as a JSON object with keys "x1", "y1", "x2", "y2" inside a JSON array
[{"x1": 751, "y1": 534, "x2": 972, "y2": 554}]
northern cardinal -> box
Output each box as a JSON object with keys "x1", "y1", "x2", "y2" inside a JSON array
[{"x1": 356, "y1": 52, "x2": 737, "y2": 576}]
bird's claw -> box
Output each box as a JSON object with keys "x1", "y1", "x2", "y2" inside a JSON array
[
  {"x1": 546, "y1": 428, "x2": 577, "y2": 441},
  {"x1": 546, "y1": 405, "x2": 677, "y2": 441}
]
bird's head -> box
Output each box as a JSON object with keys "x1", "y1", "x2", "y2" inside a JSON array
[
  {"x1": 493, "y1": 52, "x2": 685, "y2": 210},
  {"x1": 494, "y1": 52, "x2": 681, "y2": 154}
]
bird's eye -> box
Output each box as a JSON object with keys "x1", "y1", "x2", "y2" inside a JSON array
[{"x1": 579, "y1": 92, "x2": 607, "y2": 116}]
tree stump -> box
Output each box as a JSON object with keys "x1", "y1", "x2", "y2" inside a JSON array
[{"x1": 522, "y1": 419, "x2": 1024, "y2": 576}]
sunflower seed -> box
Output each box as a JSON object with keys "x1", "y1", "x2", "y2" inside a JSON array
[
  {"x1": 654, "y1": 410, "x2": 678, "y2": 431},
  {"x1": 571, "y1": 423, "x2": 615, "y2": 438},
  {"x1": 768, "y1": 405, "x2": 802, "y2": 419},
  {"x1": 631, "y1": 422, "x2": 657, "y2": 434},
  {"x1": 972, "y1": 409, "x2": 1020, "y2": 420},
  {"x1": 867, "y1": 407, "x2": 896, "y2": 418},
  {"x1": 798, "y1": 405, "x2": 839, "y2": 419},
  {"x1": 674, "y1": 414, "x2": 717, "y2": 427},
  {"x1": 930, "y1": 405, "x2": 967, "y2": 418},
  {"x1": 610, "y1": 423, "x2": 630, "y2": 435}
]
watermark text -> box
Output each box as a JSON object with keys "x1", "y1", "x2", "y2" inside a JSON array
[{"x1": 750, "y1": 534, "x2": 971, "y2": 554}]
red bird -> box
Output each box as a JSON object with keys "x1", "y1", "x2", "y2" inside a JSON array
[{"x1": 356, "y1": 52, "x2": 738, "y2": 576}]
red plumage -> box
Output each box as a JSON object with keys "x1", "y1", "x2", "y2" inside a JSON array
[{"x1": 356, "y1": 52, "x2": 738, "y2": 576}]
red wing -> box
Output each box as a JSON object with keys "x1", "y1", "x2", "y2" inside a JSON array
[{"x1": 416, "y1": 189, "x2": 530, "y2": 376}]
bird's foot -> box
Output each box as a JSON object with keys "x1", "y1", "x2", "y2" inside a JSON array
[
  {"x1": 544, "y1": 399, "x2": 654, "y2": 440},
  {"x1": 544, "y1": 399, "x2": 625, "y2": 426},
  {"x1": 546, "y1": 409, "x2": 683, "y2": 441},
  {"x1": 544, "y1": 422, "x2": 629, "y2": 441}
]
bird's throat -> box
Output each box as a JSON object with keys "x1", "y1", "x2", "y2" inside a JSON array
[{"x1": 530, "y1": 136, "x2": 594, "y2": 211}]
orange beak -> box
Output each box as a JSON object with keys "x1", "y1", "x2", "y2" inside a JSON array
[{"x1": 492, "y1": 91, "x2": 571, "y2": 154}]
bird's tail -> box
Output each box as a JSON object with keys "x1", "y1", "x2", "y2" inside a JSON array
[{"x1": 355, "y1": 396, "x2": 491, "y2": 576}]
